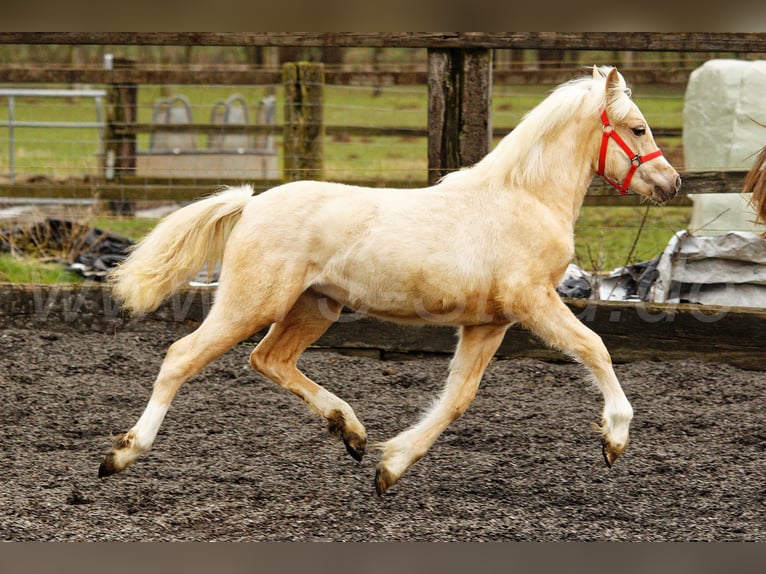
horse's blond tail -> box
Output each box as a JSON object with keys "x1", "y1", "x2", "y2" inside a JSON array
[
  {"x1": 110, "y1": 185, "x2": 254, "y2": 314},
  {"x1": 746, "y1": 144, "x2": 766, "y2": 234}
]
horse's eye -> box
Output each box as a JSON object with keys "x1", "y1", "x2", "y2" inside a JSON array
[{"x1": 632, "y1": 126, "x2": 646, "y2": 137}]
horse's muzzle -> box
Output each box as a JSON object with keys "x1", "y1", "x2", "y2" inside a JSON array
[{"x1": 654, "y1": 174, "x2": 682, "y2": 203}]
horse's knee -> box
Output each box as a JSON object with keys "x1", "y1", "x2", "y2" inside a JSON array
[{"x1": 570, "y1": 331, "x2": 612, "y2": 370}]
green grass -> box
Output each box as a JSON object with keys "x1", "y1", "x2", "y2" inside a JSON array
[
  {"x1": 88, "y1": 216, "x2": 157, "y2": 241},
  {"x1": 0, "y1": 254, "x2": 82, "y2": 283},
  {"x1": 575, "y1": 205, "x2": 691, "y2": 271},
  {"x1": 0, "y1": 216, "x2": 156, "y2": 284}
]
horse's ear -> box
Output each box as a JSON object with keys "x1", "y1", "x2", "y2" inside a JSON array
[
  {"x1": 592, "y1": 65, "x2": 608, "y2": 80},
  {"x1": 605, "y1": 67, "x2": 623, "y2": 109}
]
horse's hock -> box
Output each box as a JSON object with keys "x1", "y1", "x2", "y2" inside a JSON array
[{"x1": 136, "y1": 94, "x2": 278, "y2": 179}]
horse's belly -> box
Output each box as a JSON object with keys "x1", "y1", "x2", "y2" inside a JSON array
[{"x1": 311, "y1": 272, "x2": 505, "y2": 326}]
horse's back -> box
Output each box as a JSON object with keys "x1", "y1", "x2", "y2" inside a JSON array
[{"x1": 240, "y1": 180, "x2": 390, "y2": 253}]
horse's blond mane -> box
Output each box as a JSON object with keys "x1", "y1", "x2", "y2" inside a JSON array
[{"x1": 447, "y1": 66, "x2": 631, "y2": 191}]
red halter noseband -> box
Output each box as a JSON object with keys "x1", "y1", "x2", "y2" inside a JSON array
[{"x1": 598, "y1": 109, "x2": 663, "y2": 195}]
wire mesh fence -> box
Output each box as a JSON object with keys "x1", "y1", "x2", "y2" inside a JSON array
[{"x1": 0, "y1": 80, "x2": 688, "y2": 184}]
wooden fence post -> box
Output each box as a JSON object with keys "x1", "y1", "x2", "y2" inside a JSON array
[
  {"x1": 104, "y1": 56, "x2": 137, "y2": 214},
  {"x1": 283, "y1": 61, "x2": 324, "y2": 181},
  {"x1": 427, "y1": 49, "x2": 492, "y2": 185}
]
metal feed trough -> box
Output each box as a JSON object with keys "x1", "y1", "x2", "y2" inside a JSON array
[{"x1": 136, "y1": 94, "x2": 278, "y2": 180}]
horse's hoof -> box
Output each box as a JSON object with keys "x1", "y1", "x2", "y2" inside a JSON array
[
  {"x1": 374, "y1": 465, "x2": 396, "y2": 497},
  {"x1": 343, "y1": 432, "x2": 366, "y2": 462},
  {"x1": 601, "y1": 438, "x2": 626, "y2": 468},
  {"x1": 602, "y1": 442, "x2": 613, "y2": 468},
  {"x1": 327, "y1": 410, "x2": 366, "y2": 461},
  {"x1": 98, "y1": 453, "x2": 118, "y2": 478},
  {"x1": 99, "y1": 432, "x2": 134, "y2": 477}
]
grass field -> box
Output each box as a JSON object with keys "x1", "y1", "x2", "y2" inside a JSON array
[{"x1": 574, "y1": 205, "x2": 689, "y2": 271}]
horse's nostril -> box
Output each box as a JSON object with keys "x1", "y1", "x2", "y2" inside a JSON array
[{"x1": 674, "y1": 175, "x2": 682, "y2": 192}]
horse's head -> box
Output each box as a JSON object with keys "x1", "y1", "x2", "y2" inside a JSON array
[{"x1": 596, "y1": 67, "x2": 681, "y2": 204}]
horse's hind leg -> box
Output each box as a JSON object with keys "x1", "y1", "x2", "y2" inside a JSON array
[
  {"x1": 98, "y1": 301, "x2": 271, "y2": 477},
  {"x1": 520, "y1": 286, "x2": 633, "y2": 467},
  {"x1": 249, "y1": 290, "x2": 367, "y2": 461},
  {"x1": 375, "y1": 324, "x2": 509, "y2": 495}
]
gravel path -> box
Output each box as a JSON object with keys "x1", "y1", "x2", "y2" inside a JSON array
[{"x1": 1, "y1": 321, "x2": 764, "y2": 541}]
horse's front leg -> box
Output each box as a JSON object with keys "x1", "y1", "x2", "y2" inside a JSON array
[
  {"x1": 375, "y1": 323, "x2": 509, "y2": 495},
  {"x1": 521, "y1": 287, "x2": 633, "y2": 466}
]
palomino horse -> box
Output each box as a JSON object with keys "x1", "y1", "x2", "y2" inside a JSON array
[{"x1": 99, "y1": 66, "x2": 681, "y2": 495}]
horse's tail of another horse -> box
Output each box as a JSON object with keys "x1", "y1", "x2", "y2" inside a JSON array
[
  {"x1": 110, "y1": 185, "x2": 254, "y2": 314},
  {"x1": 746, "y1": 144, "x2": 766, "y2": 233}
]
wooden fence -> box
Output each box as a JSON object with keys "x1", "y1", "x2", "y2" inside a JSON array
[
  {"x1": 2, "y1": 33, "x2": 766, "y2": 366},
  {"x1": 3, "y1": 32, "x2": 766, "y2": 50},
  {"x1": 3, "y1": 283, "x2": 766, "y2": 370},
  {"x1": 0, "y1": 32, "x2": 765, "y2": 205}
]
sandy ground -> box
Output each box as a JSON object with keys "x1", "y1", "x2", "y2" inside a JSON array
[{"x1": 1, "y1": 320, "x2": 764, "y2": 541}]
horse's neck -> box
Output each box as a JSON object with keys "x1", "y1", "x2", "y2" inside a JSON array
[{"x1": 528, "y1": 120, "x2": 600, "y2": 225}]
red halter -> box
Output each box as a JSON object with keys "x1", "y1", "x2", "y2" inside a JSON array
[{"x1": 597, "y1": 109, "x2": 663, "y2": 195}]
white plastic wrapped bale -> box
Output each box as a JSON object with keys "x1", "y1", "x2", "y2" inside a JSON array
[
  {"x1": 683, "y1": 59, "x2": 766, "y2": 171},
  {"x1": 683, "y1": 59, "x2": 766, "y2": 235},
  {"x1": 651, "y1": 230, "x2": 766, "y2": 308},
  {"x1": 688, "y1": 192, "x2": 766, "y2": 235}
]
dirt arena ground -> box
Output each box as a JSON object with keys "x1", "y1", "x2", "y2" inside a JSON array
[{"x1": 1, "y1": 319, "x2": 764, "y2": 541}]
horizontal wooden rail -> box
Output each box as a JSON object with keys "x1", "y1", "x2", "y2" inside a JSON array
[
  {"x1": 0, "y1": 64, "x2": 702, "y2": 86},
  {"x1": 110, "y1": 122, "x2": 427, "y2": 139},
  {"x1": 106, "y1": 122, "x2": 682, "y2": 140},
  {"x1": 0, "y1": 170, "x2": 749, "y2": 206},
  {"x1": 2, "y1": 32, "x2": 766, "y2": 52},
  {"x1": 111, "y1": 122, "x2": 281, "y2": 136},
  {"x1": 2, "y1": 283, "x2": 765, "y2": 370}
]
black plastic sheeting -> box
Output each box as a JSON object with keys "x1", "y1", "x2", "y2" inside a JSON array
[
  {"x1": 609, "y1": 257, "x2": 662, "y2": 302},
  {"x1": 555, "y1": 257, "x2": 662, "y2": 302},
  {"x1": 0, "y1": 218, "x2": 134, "y2": 281},
  {"x1": 555, "y1": 272, "x2": 593, "y2": 299}
]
